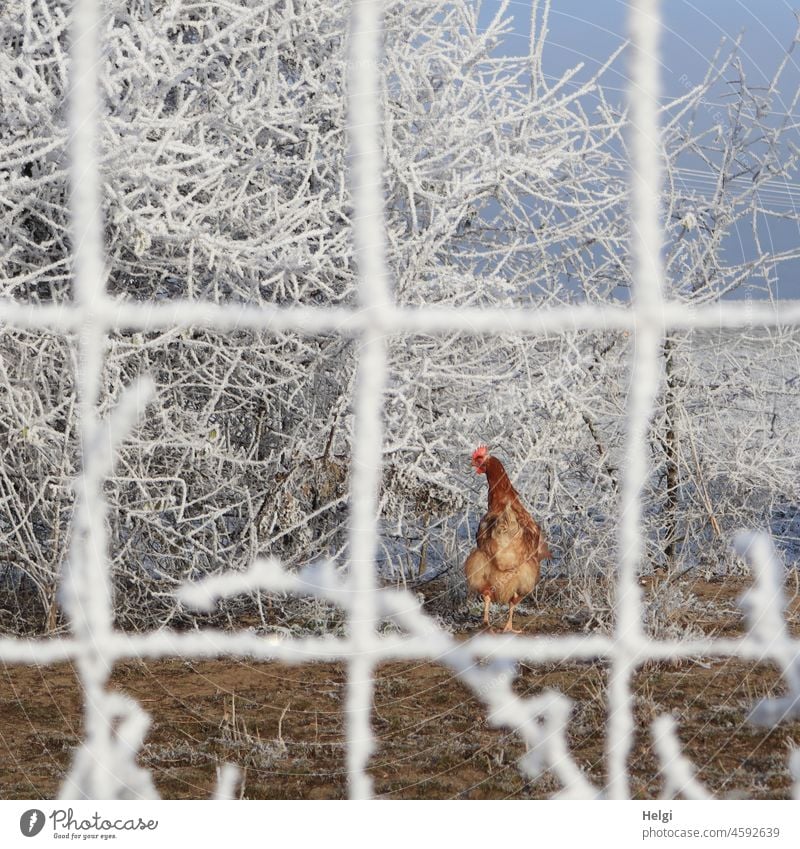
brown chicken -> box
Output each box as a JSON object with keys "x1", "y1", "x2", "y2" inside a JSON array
[{"x1": 464, "y1": 445, "x2": 551, "y2": 633}]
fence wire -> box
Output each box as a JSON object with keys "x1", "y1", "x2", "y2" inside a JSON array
[{"x1": 0, "y1": 0, "x2": 799, "y2": 800}]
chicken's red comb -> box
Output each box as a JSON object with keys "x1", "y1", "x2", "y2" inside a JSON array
[{"x1": 471, "y1": 444, "x2": 489, "y2": 464}]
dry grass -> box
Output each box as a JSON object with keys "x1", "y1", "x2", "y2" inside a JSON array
[{"x1": 1, "y1": 577, "x2": 799, "y2": 799}]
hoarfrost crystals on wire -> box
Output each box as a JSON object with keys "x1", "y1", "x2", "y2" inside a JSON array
[
  {"x1": 345, "y1": 0, "x2": 391, "y2": 800},
  {"x1": 60, "y1": 0, "x2": 154, "y2": 800},
  {"x1": 652, "y1": 715, "x2": 711, "y2": 800},
  {"x1": 735, "y1": 533, "x2": 800, "y2": 724},
  {"x1": 607, "y1": 0, "x2": 665, "y2": 801}
]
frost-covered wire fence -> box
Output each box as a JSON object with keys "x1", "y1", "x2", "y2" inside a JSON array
[{"x1": 1, "y1": 0, "x2": 800, "y2": 799}]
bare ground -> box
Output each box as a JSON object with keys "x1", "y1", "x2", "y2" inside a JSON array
[{"x1": 2, "y1": 576, "x2": 799, "y2": 799}]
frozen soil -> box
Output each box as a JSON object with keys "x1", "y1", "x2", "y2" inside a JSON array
[{"x1": 2, "y1": 576, "x2": 799, "y2": 799}]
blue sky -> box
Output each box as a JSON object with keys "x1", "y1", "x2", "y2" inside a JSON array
[
  {"x1": 479, "y1": 1, "x2": 800, "y2": 103},
  {"x1": 478, "y1": 1, "x2": 800, "y2": 298}
]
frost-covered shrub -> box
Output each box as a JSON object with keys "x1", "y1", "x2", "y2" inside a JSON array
[{"x1": 2, "y1": 1, "x2": 800, "y2": 633}]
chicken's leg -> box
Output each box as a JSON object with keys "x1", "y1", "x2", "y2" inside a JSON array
[
  {"x1": 502, "y1": 596, "x2": 523, "y2": 634},
  {"x1": 482, "y1": 593, "x2": 491, "y2": 628}
]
